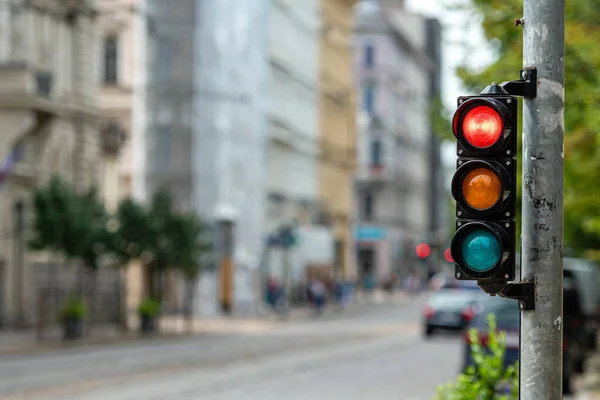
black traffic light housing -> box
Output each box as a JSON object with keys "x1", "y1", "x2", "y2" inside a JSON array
[
  {"x1": 452, "y1": 220, "x2": 516, "y2": 282},
  {"x1": 448, "y1": 69, "x2": 537, "y2": 309},
  {"x1": 450, "y1": 67, "x2": 537, "y2": 310},
  {"x1": 453, "y1": 95, "x2": 518, "y2": 158},
  {"x1": 452, "y1": 159, "x2": 516, "y2": 221},
  {"x1": 450, "y1": 86, "x2": 518, "y2": 284}
]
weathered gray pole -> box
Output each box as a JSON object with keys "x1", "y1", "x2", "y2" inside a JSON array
[{"x1": 520, "y1": 0, "x2": 565, "y2": 398}]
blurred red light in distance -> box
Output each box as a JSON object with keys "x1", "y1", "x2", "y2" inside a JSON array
[
  {"x1": 416, "y1": 243, "x2": 431, "y2": 258},
  {"x1": 444, "y1": 248, "x2": 453, "y2": 262},
  {"x1": 462, "y1": 105, "x2": 502, "y2": 148},
  {"x1": 423, "y1": 305, "x2": 435, "y2": 320}
]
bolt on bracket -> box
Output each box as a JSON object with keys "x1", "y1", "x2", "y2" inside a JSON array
[{"x1": 500, "y1": 68, "x2": 537, "y2": 98}]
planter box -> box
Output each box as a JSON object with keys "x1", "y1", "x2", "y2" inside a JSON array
[
  {"x1": 63, "y1": 318, "x2": 83, "y2": 340},
  {"x1": 140, "y1": 315, "x2": 156, "y2": 333}
]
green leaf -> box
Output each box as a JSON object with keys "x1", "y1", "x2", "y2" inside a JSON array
[{"x1": 436, "y1": 314, "x2": 518, "y2": 399}]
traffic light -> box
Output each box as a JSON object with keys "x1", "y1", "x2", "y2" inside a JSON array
[{"x1": 450, "y1": 88, "x2": 517, "y2": 282}]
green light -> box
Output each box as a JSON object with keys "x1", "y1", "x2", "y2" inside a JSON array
[{"x1": 462, "y1": 229, "x2": 501, "y2": 272}]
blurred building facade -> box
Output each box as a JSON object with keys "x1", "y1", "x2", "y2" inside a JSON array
[
  {"x1": 145, "y1": 0, "x2": 270, "y2": 316},
  {"x1": 0, "y1": 1, "x2": 109, "y2": 326},
  {"x1": 263, "y1": 0, "x2": 336, "y2": 284},
  {"x1": 98, "y1": 0, "x2": 148, "y2": 328},
  {"x1": 353, "y1": 0, "x2": 444, "y2": 284},
  {"x1": 317, "y1": 0, "x2": 359, "y2": 280},
  {"x1": 97, "y1": 0, "x2": 146, "y2": 210}
]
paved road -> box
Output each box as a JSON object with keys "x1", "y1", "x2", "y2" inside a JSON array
[{"x1": 0, "y1": 295, "x2": 468, "y2": 400}]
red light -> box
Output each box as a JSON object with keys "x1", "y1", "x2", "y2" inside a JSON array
[
  {"x1": 416, "y1": 243, "x2": 431, "y2": 258},
  {"x1": 462, "y1": 105, "x2": 503, "y2": 148},
  {"x1": 444, "y1": 248, "x2": 454, "y2": 263},
  {"x1": 423, "y1": 305, "x2": 435, "y2": 320},
  {"x1": 461, "y1": 307, "x2": 476, "y2": 322}
]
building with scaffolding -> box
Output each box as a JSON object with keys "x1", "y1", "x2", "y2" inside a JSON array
[{"x1": 145, "y1": 0, "x2": 270, "y2": 315}]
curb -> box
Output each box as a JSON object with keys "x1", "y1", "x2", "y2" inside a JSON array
[
  {"x1": 0, "y1": 293, "x2": 415, "y2": 358},
  {"x1": 0, "y1": 331, "x2": 205, "y2": 358}
]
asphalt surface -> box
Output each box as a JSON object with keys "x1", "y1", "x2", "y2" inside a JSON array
[{"x1": 0, "y1": 294, "x2": 481, "y2": 399}]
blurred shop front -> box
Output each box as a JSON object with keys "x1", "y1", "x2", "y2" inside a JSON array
[{"x1": 354, "y1": 226, "x2": 406, "y2": 290}]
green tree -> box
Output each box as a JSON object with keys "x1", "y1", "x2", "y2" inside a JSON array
[
  {"x1": 169, "y1": 212, "x2": 213, "y2": 321},
  {"x1": 436, "y1": 314, "x2": 518, "y2": 400},
  {"x1": 113, "y1": 190, "x2": 212, "y2": 302},
  {"x1": 76, "y1": 186, "x2": 113, "y2": 270},
  {"x1": 29, "y1": 176, "x2": 111, "y2": 269},
  {"x1": 29, "y1": 176, "x2": 82, "y2": 258},
  {"x1": 447, "y1": 0, "x2": 600, "y2": 259}
]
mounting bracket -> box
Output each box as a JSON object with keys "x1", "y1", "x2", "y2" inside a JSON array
[
  {"x1": 500, "y1": 68, "x2": 537, "y2": 98},
  {"x1": 478, "y1": 280, "x2": 536, "y2": 310}
]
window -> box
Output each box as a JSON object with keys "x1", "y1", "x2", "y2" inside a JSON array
[
  {"x1": 363, "y1": 194, "x2": 374, "y2": 220},
  {"x1": 104, "y1": 36, "x2": 119, "y2": 84},
  {"x1": 154, "y1": 126, "x2": 171, "y2": 171},
  {"x1": 370, "y1": 139, "x2": 382, "y2": 166},
  {"x1": 154, "y1": 37, "x2": 172, "y2": 82},
  {"x1": 362, "y1": 83, "x2": 375, "y2": 114},
  {"x1": 364, "y1": 43, "x2": 375, "y2": 67}
]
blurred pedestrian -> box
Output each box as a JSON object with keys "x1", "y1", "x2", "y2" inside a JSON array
[{"x1": 308, "y1": 278, "x2": 327, "y2": 314}]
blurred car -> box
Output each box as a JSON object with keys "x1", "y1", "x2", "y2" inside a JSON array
[
  {"x1": 462, "y1": 277, "x2": 586, "y2": 395},
  {"x1": 462, "y1": 296, "x2": 520, "y2": 370},
  {"x1": 422, "y1": 289, "x2": 484, "y2": 336},
  {"x1": 563, "y1": 257, "x2": 599, "y2": 351}
]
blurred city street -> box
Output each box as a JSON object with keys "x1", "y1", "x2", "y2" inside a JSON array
[{"x1": 0, "y1": 294, "x2": 465, "y2": 400}]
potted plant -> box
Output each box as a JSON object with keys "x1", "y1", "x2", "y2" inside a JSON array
[
  {"x1": 59, "y1": 296, "x2": 86, "y2": 340},
  {"x1": 138, "y1": 297, "x2": 161, "y2": 333}
]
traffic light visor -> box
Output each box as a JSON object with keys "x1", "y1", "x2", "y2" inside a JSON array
[
  {"x1": 462, "y1": 167, "x2": 502, "y2": 210},
  {"x1": 462, "y1": 106, "x2": 503, "y2": 148},
  {"x1": 461, "y1": 229, "x2": 501, "y2": 272}
]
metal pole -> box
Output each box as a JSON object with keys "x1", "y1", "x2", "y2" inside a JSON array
[{"x1": 520, "y1": 0, "x2": 565, "y2": 398}]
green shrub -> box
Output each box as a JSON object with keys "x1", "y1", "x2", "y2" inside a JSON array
[
  {"x1": 435, "y1": 314, "x2": 519, "y2": 400},
  {"x1": 58, "y1": 296, "x2": 87, "y2": 321},
  {"x1": 138, "y1": 298, "x2": 161, "y2": 317}
]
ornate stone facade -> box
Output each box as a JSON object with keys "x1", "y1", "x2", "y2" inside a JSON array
[{"x1": 0, "y1": 0, "x2": 106, "y2": 327}]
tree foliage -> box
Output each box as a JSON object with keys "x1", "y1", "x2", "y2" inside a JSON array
[
  {"x1": 29, "y1": 177, "x2": 111, "y2": 269},
  {"x1": 30, "y1": 178, "x2": 213, "y2": 295},
  {"x1": 435, "y1": 314, "x2": 518, "y2": 400},
  {"x1": 112, "y1": 190, "x2": 213, "y2": 297},
  {"x1": 447, "y1": 0, "x2": 600, "y2": 258}
]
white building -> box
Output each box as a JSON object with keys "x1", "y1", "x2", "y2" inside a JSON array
[
  {"x1": 264, "y1": 0, "x2": 335, "y2": 283},
  {"x1": 144, "y1": 0, "x2": 270, "y2": 315},
  {"x1": 353, "y1": 0, "x2": 445, "y2": 282},
  {"x1": 192, "y1": 0, "x2": 271, "y2": 314}
]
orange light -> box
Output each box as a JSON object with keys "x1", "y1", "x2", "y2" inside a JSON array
[
  {"x1": 462, "y1": 168, "x2": 501, "y2": 210},
  {"x1": 462, "y1": 106, "x2": 503, "y2": 148}
]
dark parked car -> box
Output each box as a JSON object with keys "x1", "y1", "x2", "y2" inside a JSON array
[
  {"x1": 462, "y1": 276, "x2": 586, "y2": 395},
  {"x1": 422, "y1": 289, "x2": 484, "y2": 336},
  {"x1": 515, "y1": 254, "x2": 599, "y2": 351}
]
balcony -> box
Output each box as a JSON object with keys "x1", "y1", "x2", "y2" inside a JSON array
[{"x1": 0, "y1": 63, "x2": 60, "y2": 116}]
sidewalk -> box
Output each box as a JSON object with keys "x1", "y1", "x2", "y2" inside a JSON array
[{"x1": 0, "y1": 290, "x2": 411, "y2": 357}]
